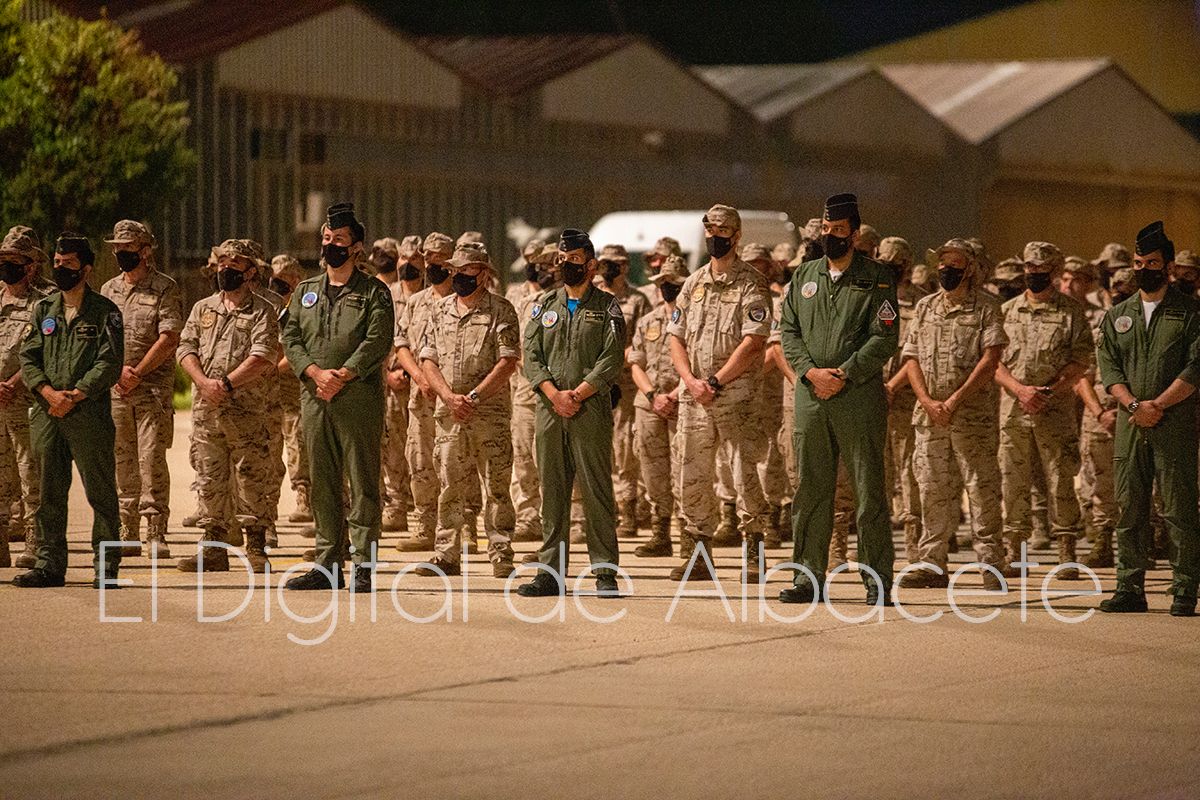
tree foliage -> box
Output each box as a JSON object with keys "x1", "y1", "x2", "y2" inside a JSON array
[{"x1": 0, "y1": 0, "x2": 193, "y2": 242}]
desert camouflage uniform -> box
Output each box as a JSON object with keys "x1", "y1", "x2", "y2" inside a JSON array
[
  {"x1": 757, "y1": 293, "x2": 791, "y2": 506},
  {"x1": 668, "y1": 260, "x2": 772, "y2": 542},
  {"x1": 887, "y1": 281, "x2": 926, "y2": 557},
  {"x1": 398, "y1": 286, "x2": 448, "y2": 540},
  {"x1": 630, "y1": 304, "x2": 680, "y2": 522},
  {"x1": 1078, "y1": 303, "x2": 1119, "y2": 535},
  {"x1": 0, "y1": 277, "x2": 48, "y2": 551},
  {"x1": 382, "y1": 280, "x2": 415, "y2": 526},
  {"x1": 998, "y1": 290, "x2": 1093, "y2": 549},
  {"x1": 610, "y1": 283, "x2": 651, "y2": 529},
  {"x1": 101, "y1": 266, "x2": 184, "y2": 543},
  {"x1": 904, "y1": 289, "x2": 1008, "y2": 569},
  {"x1": 420, "y1": 290, "x2": 520, "y2": 566},
  {"x1": 506, "y1": 280, "x2": 543, "y2": 539}
]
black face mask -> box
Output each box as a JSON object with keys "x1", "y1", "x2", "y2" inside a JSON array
[
  {"x1": 536, "y1": 269, "x2": 556, "y2": 290},
  {"x1": 269, "y1": 278, "x2": 291, "y2": 296},
  {"x1": 781, "y1": 266, "x2": 795, "y2": 285},
  {"x1": 373, "y1": 255, "x2": 396, "y2": 274},
  {"x1": 524, "y1": 262, "x2": 540, "y2": 283},
  {"x1": 998, "y1": 284, "x2": 1024, "y2": 300},
  {"x1": 53, "y1": 266, "x2": 84, "y2": 291},
  {"x1": 938, "y1": 266, "x2": 965, "y2": 291},
  {"x1": 803, "y1": 241, "x2": 824, "y2": 261},
  {"x1": 822, "y1": 233, "x2": 852, "y2": 260},
  {"x1": 1175, "y1": 279, "x2": 1196, "y2": 296},
  {"x1": 1136, "y1": 268, "x2": 1166, "y2": 293},
  {"x1": 0, "y1": 261, "x2": 25, "y2": 285},
  {"x1": 1099, "y1": 270, "x2": 1111, "y2": 290},
  {"x1": 400, "y1": 263, "x2": 420, "y2": 282},
  {"x1": 452, "y1": 272, "x2": 478, "y2": 297},
  {"x1": 600, "y1": 259, "x2": 621, "y2": 284},
  {"x1": 561, "y1": 261, "x2": 588, "y2": 287},
  {"x1": 115, "y1": 250, "x2": 141, "y2": 272},
  {"x1": 1025, "y1": 272, "x2": 1053, "y2": 294},
  {"x1": 322, "y1": 243, "x2": 351, "y2": 268},
  {"x1": 660, "y1": 282, "x2": 682, "y2": 304},
  {"x1": 426, "y1": 263, "x2": 450, "y2": 285},
  {"x1": 706, "y1": 235, "x2": 733, "y2": 260},
  {"x1": 217, "y1": 268, "x2": 246, "y2": 292},
  {"x1": 1111, "y1": 291, "x2": 1133, "y2": 304}
]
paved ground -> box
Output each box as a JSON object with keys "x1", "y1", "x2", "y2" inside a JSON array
[{"x1": 0, "y1": 412, "x2": 1196, "y2": 799}]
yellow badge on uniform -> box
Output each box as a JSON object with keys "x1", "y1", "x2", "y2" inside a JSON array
[
  {"x1": 645, "y1": 322, "x2": 661, "y2": 342},
  {"x1": 200, "y1": 309, "x2": 217, "y2": 329},
  {"x1": 691, "y1": 284, "x2": 706, "y2": 303}
]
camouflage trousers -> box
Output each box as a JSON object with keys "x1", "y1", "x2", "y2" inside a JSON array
[
  {"x1": 887, "y1": 392, "x2": 920, "y2": 527},
  {"x1": 510, "y1": 402, "x2": 542, "y2": 536},
  {"x1": 913, "y1": 421, "x2": 1005, "y2": 569},
  {"x1": 633, "y1": 405, "x2": 677, "y2": 520},
  {"x1": 280, "y1": 381, "x2": 309, "y2": 493},
  {"x1": 264, "y1": 398, "x2": 284, "y2": 526},
  {"x1": 1078, "y1": 414, "x2": 1118, "y2": 532},
  {"x1": 0, "y1": 399, "x2": 39, "y2": 533},
  {"x1": 433, "y1": 411, "x2": 514, "y2": 565},
  {"x1": 1000, "y1": 403, "x2": 1083, "y2": 542},
  {"x1": 757, "y1": 371, "x2": 791, "y2": 506},
  {"x1": 112, "y1": 386, "x2": 173, "y2": 533},
  {"x1": 406, "y1": 395, "x2": 439, "y2": 538},
  {"x1": 780, "y1": 377, "x2": 797, "y2": 487},
  {"x1": 675, "y1": 390, "x2": 768, "y2": 539},
  {"x1": 383, "y1": 387, "x2": 412, "y2": 515},
  {"x1": 612, "y1": 379, "x2": 640, "y2": 508},
  {"x1": 192, "y1": 403, "x2": 274, "y2": 530}
]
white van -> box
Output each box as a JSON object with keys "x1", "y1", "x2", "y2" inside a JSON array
[{"x1": 588, "y1": 210, "x2": 798, "y2": 283}]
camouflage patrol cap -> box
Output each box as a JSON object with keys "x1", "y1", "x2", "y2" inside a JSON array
[
  {"x1": 993, "y1": 257, "x2": 1024, "y2": 282},
  {"x1": 398, "y1": 235, "x2": 422, "y2": 260},
  {"x1": 936, "y1": 238, "x2": 977, "y2": 263},
  {"x1": 801, "y1": 218, "x2": 822, "y2": 243},
  {"x1": 599, "y1": 244, "x2": 629, "y2": 263},
  {"x1": 421, "y1": 232, "x2": 454, "y2": 257},
  {"x1": 876, "y1": 236, "x2": 913, "y2": 266},
  {"x1": 1091, "y1": 242, "x2": 1131, "y2": 270},
  {"x1": 966, "y1": 237, "x2": 993, "y2": 277},
  {"x1": 856, "y1": 224, "x2": 881, "y2": 251},
  {"x1": 539, "y1": 243, "x2": 559, "y2": 262},
  {"x1": 1175, "y1": 250, "x2": 1199, "y2": 269},
  {"x1": 703, "y1": 204, "x2": 741, "y2": 231},
  {"x1": 649, "y1": 237, "x2": 682, "y2": 258},
  {"x1": 1111, "y1": 267, "x2": 1136, "y2": 290},
  {"x1": 740, "y1": 242, "x2": 772, "y2": 263},
  {"x1": 456, "y1": 231, "x2": 484, "y2": 247},
  {"x1": 910, "y1": 262, "x2": 937, "y2": 287},
  {"x1": 1023, "y1": 241, "x2": 1064, "y2": 268},
  {"x1": 271, "y1": 254, "x2": 303, "y2": 283},
  {"x1": 0, "y1": 225, "x2": 47, "y2": 263},
  {"x1": 216, "y1": 238, "x2": 267, "y2": 270},
  {"x1": 447, "y1": 241, "x2": 490, "y2": 270},
  {"x1": 650, "y1": 254, "x2": 689, "y2": 285},
  {"x1": 372, "y1": 237, "x2": 400, "y2": 259},
  {"x1": 772, "y1": 242, "x2": 797, "y2": 263},
  {"x1": 1063, "y1": 255, "x2": 1099, "y2": 281},
  {"x1": 104, "y1": 219, "x2": 155, "y2": 247},
  {"x1": 522, "y1": 238, "x2": 546, "y2": 261}
]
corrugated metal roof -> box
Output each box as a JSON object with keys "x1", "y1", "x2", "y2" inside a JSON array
[
  {"x1": 879, "y1": 59, "x2": 1111, "y2": 143},
  {"x1": 55, "y1": 0, "x2": 346, "y2": 65},
  {"x1": 690, "y1": 64, "x2": 869, "y2": 123},
  {"x1": 409, "y1": 35, "x2": 634, "y2": 96}
]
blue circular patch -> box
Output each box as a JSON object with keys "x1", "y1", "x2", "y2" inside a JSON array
[
  {"x1": 40, "y1": 318, "x2": 56, "y2": 335},
  {"x1": 670, "y1": 308, "x2": 681, "y2": 324},
  {"x1": 301, "y1": 291, "x2": 318, "y2": 308},
  {"x1": 530, "y1": 303, "x2": 542, "y2": 320}
]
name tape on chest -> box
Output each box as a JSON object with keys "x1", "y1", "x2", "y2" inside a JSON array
[{"x1": 584, "y1": 309, "x2": 605, "y2": 323}]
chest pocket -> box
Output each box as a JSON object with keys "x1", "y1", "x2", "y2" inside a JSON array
[
  {"x1": 130, "y1": 292, "x2": 160, "y2": 333},
  {"x1": 716, "y1": 287, "x2": 741, "y2": 333},
  {"x1": 231, "y1": 316, "x2": 255, "y2": 357},
  {"x1": 465, "y1": 315, "x2": 493, "y2": 362},
  {"x1": 952, "y1": 314, "x2": 980, "y2": 363},
  {"x1": 1034, "y1": 312, "x2": 1067, "y2": 352}
]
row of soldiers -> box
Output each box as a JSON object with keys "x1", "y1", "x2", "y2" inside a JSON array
[{"x1": 1, "y1": 198, "x2": 1197, "y2": 612}]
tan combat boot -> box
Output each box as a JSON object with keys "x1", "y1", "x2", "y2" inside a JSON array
[
  {"x1": 288, "y1": 486, "x2": 314, "y2": 523},
  {"x1": 743, "y1": 532, "x2": 764, "y2": 584},
  {"x1": 244, "y1": 527, "x2": 271, "y2": 573},
  {"x1": 903, "y1": 520, "x2": 921, "y2": 565},
  {"x1": 779, "y1": 502, "x2": 793, "y2": 542},
  {"x1": 828, "y1": 525, "x2": 848, "y2": 571},
  {"x1": 616, "y1": 499, "x2": 639, "y2": 539},
  {"x1": 176, "y1": 529, "x2": 231, "y2": 572},
  {"x1": 634, "y1": 516, "x2": 673, "y2": 558},
  {"x1": 381, "y1": 506, "x2": 405, "y2": 532},
  {"x1": 763, "y1": 505, "x2": 783, "y2": 549},
  {"x1": 712, "y1": 502, "x2": 740, "y2": 547},
  {"x1": 119, "y1": 513, "x2": 140, "y2": 544},
  {"x1": 1083, "y1": 528, "x2": 1114, "y2": 568},
  {"x1": 670, "y1": 537, "x2": 715, "y2": 582},
  {"x1": 1057, "y1": 534, "x2": 1080, "y2": 580},
  {"x1": 15, "y1": 525, "x2": 38, "y2": 569},
  {"x1": 0, "y1": 524, "x2": 10, "y2": 568},
  {"x1": 143, "y1": 515, "x2": 172, "y2": 560},
  {"x1": 679, "y1": 528, "x2": 696, "y2": 562}
]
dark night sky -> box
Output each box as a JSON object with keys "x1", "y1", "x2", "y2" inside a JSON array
[{"x1": 366, "y1": 0, "x2": 1029, "y2": 63}]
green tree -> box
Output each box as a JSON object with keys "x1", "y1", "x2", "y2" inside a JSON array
[{"x1": 0, "y1": 0, "x2": 193, "y2": 243}]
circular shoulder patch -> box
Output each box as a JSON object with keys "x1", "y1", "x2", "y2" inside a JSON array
[
  {"x1": 530, "y1": 303, "x2": 542, "y2": 320},
  {"x1": 300, "y1": 291, "x2": 318, "y2": 308},
  {"x1": 748, "y1": 305, "x2": 767, "y2": 323},
  {"x1": 800, "y1": 281, "x2": 818, "y2": 299},
  {"x1": 40, "y1": 317, "x2": 56, "y2": 335},
  {"x1": 541, "y1": 309, "x2": 559, "y2": 328},
  {"x1": 1114, "y1": 315, "x2": 1133, "y2": 334},
  {"x1": 670, "y1": 308, "x2": 681, "y2": 324}
]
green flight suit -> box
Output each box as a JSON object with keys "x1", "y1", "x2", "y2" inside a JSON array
[
  {"x1": 523, "y1": 285, "x2": 625, "y2": 579},
  {"x1": 780, "y1": 251, "x2": 899, "y2": 591},
  {"x1": 282, "y1": 267, "x2": 394, "y2": 567},
  {"x1": 1097, "y1": 288, "x2": 1200, "y2": 598},
  {"x1": 19, "y1": 286, "x2": 124, "y2": 577}
]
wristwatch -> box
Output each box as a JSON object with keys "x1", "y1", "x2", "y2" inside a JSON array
[
  {"x1": 644, "y1": 390, "x2": 656, "y2": 403},
  {"x1": 221, "y1": 376, "x2": 234, "y2": 393},
  {"x1": 1126, "y1": 400, "x2": 1140, "y2": 414},
  {"x1": 467, "y1": 389, "x2": 480, "y2": 404},
  {"x1": 706, "y1": 375, "x2": 722, "y2": 393}
]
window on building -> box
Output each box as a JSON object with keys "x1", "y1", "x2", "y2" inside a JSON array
[
  {"x1": 250, "y1": 128, "x2": 287, "y2": 161},
  {"x1": 299, "y1": 134, "x2": 326, "y2": 165}
]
